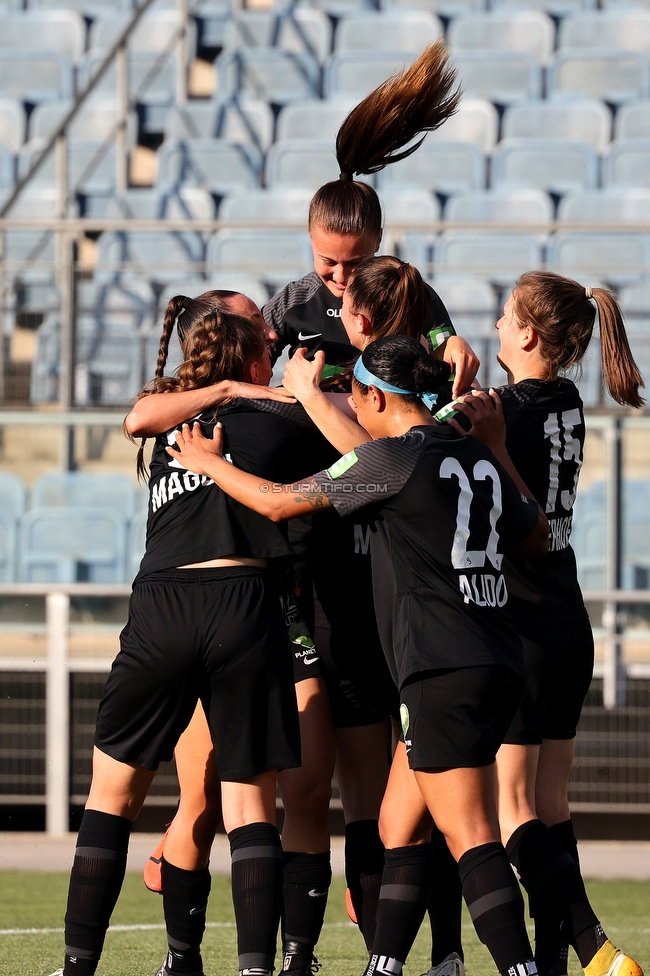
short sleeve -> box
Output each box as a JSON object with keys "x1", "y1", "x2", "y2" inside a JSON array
[
  {"x1": 497, "y1": 467, "x2": 541, "y2": 548},
  {"x1": 310, "y1": 434, "x2": 423, "y2": 517}
]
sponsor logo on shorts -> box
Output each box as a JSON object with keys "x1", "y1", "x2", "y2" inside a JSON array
[
  {"x1": 298, "y1": 331, "x2": 323, "y2": 340},
  {"x1": 308, "y1": 889, "x2": 328, "y2": 897},
  {"x1": 400, "y1": 703, "x2": 409, "y2": 738}
]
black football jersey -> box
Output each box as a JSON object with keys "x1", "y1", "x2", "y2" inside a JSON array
[
  {"x1": 497, "y1": 378, "x2": 587, "y2": 623},
  {"x1": 138, "y1": 399, "x2": 339, "y2": 578},
  {"x1": 264, "y1": 272, "x2": 456, "y2": 380},
  {"x1": 309, "y1": 424, "x2": 539, "y2": 688}
]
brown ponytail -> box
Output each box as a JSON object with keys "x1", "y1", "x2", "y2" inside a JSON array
[
  {"x1": 347, "y1": 255, "x2": 430, "y2": 339},
  {"x1": 513, "y1": 271, "x2": 644, "y2": 408},
  {"x1": 309, "y1": 40, "x2": 461, "y2": 239}
]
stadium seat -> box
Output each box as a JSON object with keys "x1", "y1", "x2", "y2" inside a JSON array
[
  {"x1": 558, "y1": 188, "x2": 650, "y2": 223},
  {"x1": 223, "y1": 9, "x2": 332, "y2": 64},
  {"x1": 220, "y1": 188, "x2": 312, "y2": 225},
  {"x1": 76, "y1": 276, "x2": 154, "y2": 332},
  {"x1": 77, "y1": 51, "x2": 177, "y2": 133},
  {"x1": 0, "y1": 98, "x2": 25, "y2": 153},
  {"x1": 502, "y1": 98, "x2": 612, "y2": 152},
  {"x1": 449, "y1": 11, "x2": 555, "y2": 64},
  {"x1": 0, "y1": 513, "x2": 17, "y2": 583},
  {"x1": 89, "y1": 10, "x2": 196, "y2": 57},
  {"x1": 206, "y1": 229, "x2": 313, "y2": 289},
  {"x1": 377, "y1": 141, "x2": 485, "y2": 194},
  {"x1": 18, "y1": 139, "x2": 117, "y2": 195},
  {"x1": 0, "y1": 474, "x2": 26, "y2": 522},
  {"x1": 200, "y1": 273, "x2": 269, "y2": 310},
  {"x1": 450, "y1": 51, "x2": 542, "y2": 104},
  {"x1": 434, "y1": 231, "x2": 543, "y2": 285},
  {"x1": 217, "y1": 49, "x2": 320, "y2": 104},
  {"x1": 548, "y1": 50, "x2": 650, "y2": 103},
  {"x1": 619, "y1": 281, "x2": 650, "y2": 315},
  {"x1": 324, "y1": 51, "x2": 416, "y2": 98},
  {"x1": 381, "y1": 188, "x2": 441, "y2": 225},
  {"x1": 616, "y1": 100, "x2": 650, "y2": 139},
  {"x1": 164, "y1": 99, "x2": 274, "y2": 152},
  {"x1": 603, "y1": 140, "x2": 650, "y2": 188},
  {"x1": 4, "y1": 229, "x2": 56, "y2": 285},
  {"x1": 29, "y1": 98, "x2": 137, "y2": 147},
  {"x1": 428, "y1": 273, "x2": 499, "y2": 385},
  {"x1": 96, "y1": 230, "x2": 205, "y2": 286},
  {"x1": 491, "y1": 0, "x2": 592, "y2": 15},
  {"x1": 276, "y1": 98, "x2": 356, "y2": 142},
  {"x1": 302, "y1": 0, "x2": 375, "y2": 17},
  {"x1": 128, "y1": 509, "x2": 147, "y2": 582},
  {"x1": 428, "y1": 98, "x2": 498, "y2": 153},
  {"x1": 335, "y1": 11, "x2": 443, "y2": 53},
  {"x1": 3, "y1": 187, "x2": 78, "y2": 218},
  {"x1": 559, "y1": 10, "x2": 650, "y2": 58},
  {"x1": 28, "y1": 0, "x2": 132, "y2": 12},
  {"x1": 106, "y1": 186, "x2": 215, "y2": 220},
  {"x1": 0, "y1": 51, "x2": 73, "y2": 103},
  {"x1": 0, "y1": 141, "x2": 16, "y2": 200},
  {"x1": 18, "y1": 507, "x2": 127, "y2": 583},
  {"x1": 265, "y1": 140, "x2": 339, "y2": 189},
  {"x1": 157, "y1": 139, "x2": 261, "y2": 195},
  {"x1": 492, "y1": 138, "x2": 599, "y2": 194},
  {"x1": 0, "y1": 11, "x2": 86, "y2": 63},
  {"x1": 380, "y1": 0, "x2": 484, "y2": 19},
  {"x1": 547, "y1": 231, "x2": 650, "y2": 283},
  {"x1": 31, "y1": 473, "x2": 137, "y2": 520},
  {"x1": 445, "y1": 188, "x2": 553, "y2": 225}
]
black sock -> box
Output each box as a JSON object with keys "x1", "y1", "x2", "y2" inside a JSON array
[
  {"x1": 428, "y1": 827, "x2": 464, "y2": 966},
  {"x1": 506, "y1": 820, "x2": 605, "y2": 969},
  {"x1": 345, "y1": 819, "x2": 385, "y2": 952},
  {"x1": 63, "y1": 809, "x2": 132, "y2": 976},
  {"x1": 282, "y1": 851, "x2": 331, "y2": 970},
  {"x1": 532, "y1": 822, "x2": 579, "y2": 976},
  {"x1": 229, "y1": 822, "x2": 283, "y2": 975},
  {"x1": 458, "y1": 841, "x2": 535, "y2": 976},
  {"x1": 362, "y1": 844, "x2": 434, "y2": 976},
  {"x1": 161, "y1": 857, "x2": 211, "y2": 974}
]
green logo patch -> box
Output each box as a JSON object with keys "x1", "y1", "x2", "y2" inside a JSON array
[
  {"x1": 400, "y1": 703, "x2": 410, "y2": 738},
  {"x1": 328, "y1": 450, "x2": 358, "y2": 479}
]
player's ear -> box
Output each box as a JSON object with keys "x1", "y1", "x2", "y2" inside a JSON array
[
  {"x1": 520, "y1": 324, "x2": 539, "y2": 352},
  {"x1": 358, "y1": 312, "x2": 373, "y2": 336}
]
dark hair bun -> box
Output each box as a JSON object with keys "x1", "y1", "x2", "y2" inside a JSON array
[{"x1": 361, "y1": 335, "x2": 451, "y2": 396}]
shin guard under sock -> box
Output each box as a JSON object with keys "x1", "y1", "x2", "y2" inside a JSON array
[
  {"x1": 63, "y1": 809, "x2": 132, "y2": 976},
  {"x1": 229, "y1": 822, "x2": 283, "y2": 976},
  {"x1": 458, "y1": 842, "x2": 535, "y2": 976},
  {"x1": 506, "y1": 820, "x2": 606, "y2": 968},
  {"x1": 428, "y1": 827, "x2": 464, "y2": 966},
  {"x1": 362, "y1": 844, "x2": 434, "y2": 976},
  {"x1": 531, "y1": 821, "x2": 580, "y2": 976},
  {"x1": 549, "y1": 821, "x2": 580, "y2": 869},
  {"x1": 161, "y1": 857, "x2": 211, "y2": 974},
  {"x1": 345, "y1": 819, "x2": 385, "y2": 952},
  {"x1": 282, "y1": 851, "x2": 331, "y2": 970}
]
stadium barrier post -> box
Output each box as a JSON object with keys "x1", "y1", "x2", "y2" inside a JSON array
[
  {"x1": 46, "y1": 591, "x2": 71, "y2": 835},
  {"x1": 603, "y1": 416, "x2": 625, "y2": 709}
]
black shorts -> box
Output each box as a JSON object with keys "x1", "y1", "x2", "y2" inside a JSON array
[
  {"x1": 502, "y1": 614, "x2": 594, "y2": 745},
  {"x1": 95, "y1": 567, "x2": 301, "y2": 782},
  {"x1": 400, "y1": 665, "x2": 525, "y2": 769}
]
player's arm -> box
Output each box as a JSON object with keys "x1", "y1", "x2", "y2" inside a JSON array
[
  {"x1": 434, "y1": 336, "x2": 481, "y2": 399},
  {"x1": 167, "y1": 422, "x2": 332, "y2": 521},
  {"x1": 124, "y1": 382, "x2": 296, "y2": 438}
]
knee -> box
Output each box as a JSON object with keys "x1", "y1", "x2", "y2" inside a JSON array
[{"x1": 283, "y1": 776, "x2": 332, "y2": 821}]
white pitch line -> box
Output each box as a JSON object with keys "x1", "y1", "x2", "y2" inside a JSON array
[{"x1": 0, "y1": 921, "x2": 356, "y2": 937}]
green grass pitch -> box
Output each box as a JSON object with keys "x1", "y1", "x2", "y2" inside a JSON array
[{"x1": 0, "y1": 872, "x2": 649, "y2": 976}]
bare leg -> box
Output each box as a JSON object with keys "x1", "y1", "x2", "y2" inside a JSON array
[
  {"x1": 414, "y1": 765, "x2": 500, "y2": 860},
  {"x1": 379, "y1": 741, "x2": 432, "y2": 848},
  {"x1": 86, "y1": 745, "x2": 157, "y2": 819},
  {"x1": 535, "y1": 738, "x2": 574, "y2": 827},
  {"x1": 495, "y1": 742, "x2": 540, "y2": 844}
]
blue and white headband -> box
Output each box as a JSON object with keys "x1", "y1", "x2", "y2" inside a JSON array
[{"x1": 353, "y1": 357, "x2": 438, "y2": 411}]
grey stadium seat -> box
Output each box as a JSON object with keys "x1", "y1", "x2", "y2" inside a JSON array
[
  {"x1": 603, "y1": 140, "x2": 650, "y2": 188},
  {"x1": 428, "y1": 98, "x2": 498, "y2": 153},
  {"x1": 164, "y1": 99, "x2": 274, "y2": 153},
  {"x1": 106, "y1": 187, "x2": 216, "y2": 220},
  {"x1": 445, "y1": 189, "x2": 553, "y2": 225},
  {"x1": 0, "y1": 474, "x2": 26, "y2": 521},
  {"x1": 558, "y1": 188, "x2": 650, "y2": 223},
  {"x1": 76, "y1": 277, "x2": 154, "y2": 332},
  {"x1": 380, "y1": 0, "x2": 484, "y2": 20},
  {"x1": 492, "y1": 138, "x2": 599, "y2": 194},
  {"x1": 324, "y1": 51, "x2": 416, "y2": 99},
  {"x1": 0, "y1": 51, "x2": 73, "y2": 103},
  {"x1": 3, "y1": 187, "x2": 79, "y2": 218},
  {"x1": 96, "y1": 230, "x2": 205, "y2": 286},
  {"x1": 381, "y1": 188, "x2": 441, "y2": 226},
  {"x1": 31, "y1": 473, "x2": 137, "y2": 520},
  {"x1": 217, "y1": 50, "x2": 320, "y2": 104},
  {"x1": 201, "y1": 273, "x2": 269, "y2": 310},
  {"x1": 27, "y1": 0, "x2": 132, "y2": 12},
  {"x1": 451, "y1": 51, "x2": 542, "y2": 104},
  {"x1": 502, "y1": 98, "x2": 611, "y2": 152},
  {"x1": 0, "y1": 98, "x2": 25, "y2": 153},
  {"x1": 434, "y1": 231, "x2": 544, "y2": 285},
  {"x1": 18, "y1": 507, "x2": 127, "y2": 583},
  {"x1": 18, "y1": 139, "x2": 117, "y2": 195},
  {"x1": 616, "y1": 100, "x2": 650, "y2": 139},
  {"x1": 223, "y1": 10, "x2": 333, "y2": 64},
  {"x1": 0, "y1": 11, "x2": 86, "y2": 63},
  {"x1": 559, "y1": 10, "x2": 650, "y2": 59},
  {"x1": 547, "y1": 231, "x2": 650, "y2": 284},
  {"x1": 157, "y1": 139, "x2": 261, "y2": 195},
  {"x1": 335, "y1": 11, "x2": 443, "y2": 53},
  {"x1": 89, "y1": 10, "x2": 196, "y2": 57},
  {"x1": 429, "y1": 274, "x2": 500, "y2": 386},
  {"x1": 78, "y1": 51, "x2": 177, "y2": 132},
  {"x1": 377, "y1": 141, "x2": 486, "y2": 194},
  {"x1": 276, "y1": 99, "x2": 357, "y2": 142},
  {"x1": 265, "y1": 140, "x2": 339, "y2": 189},
  {"x1": 207, "y1": 229, "x2": 313, "y2": 289},
  {"x1": 449, "y1": 11, "x2": 555, "y2": 64},
  {"x1": 490, "y1": 0, "x2": 593, "y2": 15},
  {"x1": 220, "y1": 188, "x2": 312, "y2": 226},
  {"x1": 128, "y1": 510, "x2": 147, "y2": 583},
  {"x1": 0, "y1": 513, "x2": 17, "y2": 582},
  {"x1": 548, "y1": 50, "x2": 650, "y2": 103},
  {"x1": 29, "y1": 98, "x2": 138, "y2": 147}
]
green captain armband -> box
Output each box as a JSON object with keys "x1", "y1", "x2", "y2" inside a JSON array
[
  {"x1": 328, "y1": 450, "x2": 358, "y2": 478},
  {"x1": 321, "y1": 364, "x2": 347, "y2": 380},
  {"x1": 434, "y1": 400, "x2": 464, "y2": 424},
  {"x1": 428, "y1": 325, "x2": 455, "y2": 350}
]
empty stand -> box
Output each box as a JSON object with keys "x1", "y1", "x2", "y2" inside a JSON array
[
  {"x1": 559, "y1": 10, "x2": 650, "y2": 59},
  {"x1": 31, "y1": 472, "x2": 137, "y2": 519},
  {"x1": 492, "y1": 138, "x2": 599, "y2": 194},
  {"x1": 265, "y1": 140, "x2": 339, "y2": 189},
  {"x1": 29, "y1": 98, "x2": 138, "y2": 147},
  {"x1": 428, "y1": 98, "x2": 498, "y2": 152},
  {"x1": 324, "y1": 50, "x2": 416, "y2": 98},
  {"x1": 164, "y1": 99, "x2": 274, "y2": 152},
  {"x1": 223, "y1": 9, "x2": 332, "y2": 64},
  {"x1": 157, "y1": 138, "x2": 261, "y2": 194},
  {"x1": 335, "y1": 11, "x2": 443, "y2": 53},
  {"x1": 18, "y1": 139, "x2": 117, "y2": 196},
  {"x1": 0, "y1": 10, "x2": 85, "y2": 63},
  {"x1": 445, "y1": 188, "x2": 553, "y2": 224},
  {"x1": 377, "y1": 140, "x2": 485, "y2": 194},
  {"x1": 615, "y1": 100, "x2": 650, "y2": 139},
  {"x1": 276, "y1": 98, "x2": 356, "y2": 142},
  {"x1": 217, "y1": 49, "x2": 320, "y2": 104},
  {"x1": 206, "y1": 229, "x2": 313, "y2": 289},
  {"x1": 19, "y1": 507, "x2": 127, "y2": 583},
  {"x1": 0, "y1": 50, "x2": 73, "y2": 103},
  {"x1": 558, "y1": 188, "x2": 650, "y2": 223},
  {"x1": 0, "y1": 98, "x2": 25, "y2": 153},
  {"x1": 89, "y1": 10, "x2": 196, "y2": 57},
  {"x1": 220, "y1": 188, "x2": 312, "y2": 225},
  {"x1": 96, "y1": 230, "x2": 204, "y2": 286},
  {"x1": 549, "y1": 50, "x2": 650, "y2": 103},
  {"x1": 547, "y1": 231, "x2": 650, "y2": 283},
  {"x1": 603, "y1": 140, "x2": 650, "y2": 188},
  {"x1": 451, "y1": 51, "x2": 542, "y2": 103},
  {"x1": 502, "y1": 98, "x2": 612, "y2": 152},
  {"x1": 449, "y1": 11, "x2": 555, "y2": 64},
  {"x1": 434, "y1": 231, "x2": 544, "y2": 284}
]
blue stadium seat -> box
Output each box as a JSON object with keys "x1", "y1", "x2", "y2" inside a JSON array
[
  {"x1": 381, "y1": 0, "x2": 484, "y2": 19},
  {"x1": 427, "y1": 98, "x2": 498, "y2": 152},
  {"x1": 381, "y1": 188, "x2": 441, "y2": 226},
  {"x1": 220, "y1": 188, "x2": 312, "y2": 225},
  {"x1": 128, "y1": 509, "x2": 147, "y2": 582},
  {"x1": 491, "y1": 0, "x2": 592, "y2": 14},
  {"x1": 89, "y1": 10, "x2": 196, "y2": 57},
  {"x1": 450, "y1": 51, "x2": 542, "y2": 103},
  {"x1": 265, "y1": 140, "x2": 339, "y2": 189},
  {"x1": 4, "y1": 229, "x2": 56, "y2": 290},
  {"x1": 157, "y1": 138, "x2": 261, "y2": 195},
  {"x1": 300, "y1": 0, "x2": 374, "y2": 18},
  {"x1": 449, "y1": 11, "x2": 555, "y2": 64},
  {"x1": 0, "y1": 513, "x2": 17, "y2": 583},
  {"x1": 572, "y1": 480, "x2": 650, "y2": 589},
  {"x1": 164, "y1": 99, "x2": 275, "y2": 153},
  {"x1": 0, "y1": 11, "x2": 86, "y2": 63},
  {"x1": 559, "y1": 10, "x2": 650, "y2": 58},
  {"x1": 27, "y1": 0, "x2": 132, "y2": 12},
  {"x1": 29, "y1": 98, "x2": 138, "y2": 146},
  {"x1": 428, "y1": 273, "x2": 500, "y2": 385},
  {"x1": 324, "y1": 51, "x2": 416, "y2": 98},
  {"x1": 18, "y1": 139, "x2": 117, "y2": 195},
  {"x1": 603, "y1": 140, "x2": 650, "y2": 188},
  {"x1": 223, "y1": 9, "x2": 332, "y2": 64},
  {"x1": 615, "y1": 99, "x2": 650, "y2": 139},
  {"x1": 217, "y1": 49, "x2": 320, "y2": 104},
  {"x1": 4, "y1": 187, "x2": 78, "y2": 218},
  {"x1": 435, "y1": 231, "x2": 544, "y2": 285},
  {"x1": 276, "y1": 98, "x2": 357, "y2": 142},
  {"x1": 377, "y1": 140, "x2": 485, "y2": 194},
  {"x1": 0, "y1": 51, "x2": 73, "y2": 103},
  {"x1": 0, "y1": 141, "x2": 16, "y2": 200},
  {"x1": 19, "y1": 507, "x2": 127, "y2": 583},
  {"x1": 492, "y1": 138, "x2": 599, "y2": 194},
  {"x1": 206, "y1": 229, "x2": 313, "y2": 290},
  {"x1": 503, "y1": 98, "x2": 612, "y2": 152},
  {"x1": 78, "y1": 51, "x2": 177, "y2": 133},
  {"x1": 96, "y1": 230, "x2": 205, "y2": 286},
  {"x1": 620, "y1": 281, "x2": 650, "y2": 318},
  {"x1": 547, "y1": 231, "x2": 650, "y2": 284},
  {"x1": 0, "y1": 98, "x2": 25, "y2": 153},
  {"x1": 105, "y1": 186, "x2": 216, "y2": 220},
  {"x1": 558, "y1": 188, "x2": 650, "y2": 223},
  {"x1": 335, "y1": 11, "x2": 443, "y2": 53},
  {"x1": 31, "y1": 473, "x2": 137, "y2": 520},
  {"x1": 548, "y1": 50, "x2": 650, "y2": 103},
  {"x1": 200, "y1": 273, "x2": 269, "y2": 310},
  {"x1": 76, "y1": 276, "x2": 154, "y2": 331},
  {"x1": 0, "y1": 473, "x2": 27, "y2": 520},
  {"x1": 445, "y1": 188, "x2": 553, "y2": 225}
]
